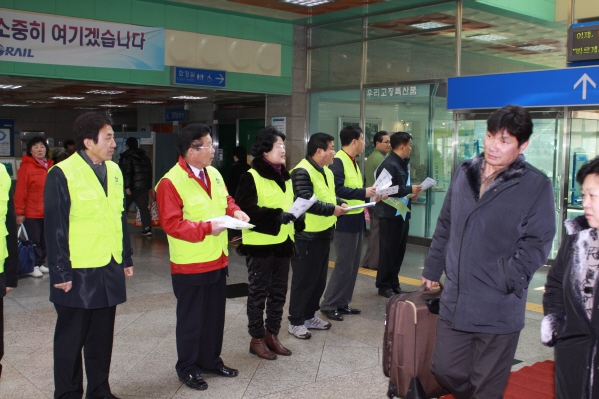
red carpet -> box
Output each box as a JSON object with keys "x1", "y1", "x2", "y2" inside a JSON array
[{"x1": 440, "y1": 360, "x2": 555, "y2": 399}]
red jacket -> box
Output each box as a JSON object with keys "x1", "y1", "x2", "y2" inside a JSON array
[
  {"x1": 156, "y1": 156, "x2": 241, "y2": 275},
  {"x1": 14, "y1": 155, "x2": 54, "y2": 218}
]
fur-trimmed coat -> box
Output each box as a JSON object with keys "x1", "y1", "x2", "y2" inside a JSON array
[
  {"x1": 543, "y1": 216, "x2": 599, "y2": 399},
  {"x1": 234, "y1": 157, "x2": 299, "y2": 258},
  {"x1": 423, "y1": 153, "x2": 555, "y2": 334}
]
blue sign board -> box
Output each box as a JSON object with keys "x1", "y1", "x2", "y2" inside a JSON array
[
  {"x1": 448, "y1": 66, "x2": 599, "y2": 109},
  {"x1": 173, "y1": 67, "x2": 226, "y2": 88},
  {"x1": 165, "y1": 109, "x2": 186, "y2": 122}
]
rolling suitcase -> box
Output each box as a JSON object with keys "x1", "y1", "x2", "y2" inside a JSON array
[{"x1": 383, "y1": 284, "x2": 445, "y2": 399}]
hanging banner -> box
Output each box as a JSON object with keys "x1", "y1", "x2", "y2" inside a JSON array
[{"x1": 0, "y1": 8, "x2": 165, "y2": 70}]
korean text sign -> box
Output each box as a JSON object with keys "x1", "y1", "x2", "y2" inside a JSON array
[{"x1": 0, "y1": 8, "x2": 165, "y2": 70}]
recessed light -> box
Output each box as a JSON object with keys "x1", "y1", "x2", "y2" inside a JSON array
[
  {"x1": 0, "y1": 85, "x2": 22, "y2": 89},
  {"x1": 98, "y1": 104, "x2": 128, "y2": 108},
  {"x1": 50, "y1": 96, "x2": 85, "y2": 100},
  {"x1": 74, "y1": 107, "x2": 99, "y2": 110},
  {"x1": 133, "y1": 100, "x2": 166, "y2": 104},
  {"x1": 1, "y1": 104, "x2": 28, "y2": 107},
  {"x1": 409, "y1": 22, "x2": 451, "y2": 30},
  {"x1": 468, "y1": 34, "x2": 507, "y2": 42},
  {"x1": 280, "y1": 0, "x2": 333, "y2": 6},
  {"x1": 27, "y1": 100, "x2": 55, "y2": 104},
  {"x1": 171, "y1": 96, "x2": 206, "y2": 100},
  {"x1": 519, "y1": 44, "x2": 556, "y2": 52},
  {"x1": 85, "y1": 90, "x2": 126, "y2": 95}
]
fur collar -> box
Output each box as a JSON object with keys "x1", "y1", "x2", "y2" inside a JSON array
[
  {"x1": 250, "y1": 157, "x2": 290, "y2": 191},
  {"x1": 462, "y1": 153, "x2": 528, "y2": 200}
]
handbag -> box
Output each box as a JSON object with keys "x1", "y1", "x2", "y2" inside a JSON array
[
  {"x1": 18, "y1": 224, "x2": 35, "y2": 275},
  {"x1": 134, "y1": 190, "x2": 161, "y2": 227}
]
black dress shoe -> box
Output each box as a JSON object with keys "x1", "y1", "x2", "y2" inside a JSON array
[
  {"x1": 379, "y1": 289, "x2": 396, "y2": 298},
  {"x1": 86, "y1": 393, "x2": 122, "y2": 399},
  {"x1": 392, "y1": 287, "x2": 403, "y2": 295},
  {"x1": 179, "y1": 374, "x2": 208, "y2": 390},
  {"x1": 338, "y1": 306, "x2": 361, "y2": 315},
  {"x1": 214, "y1": 365, "x2": 239, "y2": 377},
  {"x1": 321, "y1": 309, "x2": 344, "y2": 321}
]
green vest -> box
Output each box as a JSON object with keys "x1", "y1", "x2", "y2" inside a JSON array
[
  {"x1": 335, "y1": 151, "x2": 364, "y2": 215},
  {"x1": 293, "y1": 158, "x2": 337, "y2": 233},
  {"x1": 242, "y1": 169, "x2": 294, "y2": 246},
  {"x1": 159, "y1": 164, "x2": 229, "y2": 264},
  {"x1": 0, "y1": 164, "x2": 10, "y2": 273},
  {"x1": 56, "y1": 153, "x2": 124, "y2": 268}
]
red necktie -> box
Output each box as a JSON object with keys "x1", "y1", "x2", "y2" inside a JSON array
[{"x1": 199, "y1": 169, "x2": 206, "y2": 185}]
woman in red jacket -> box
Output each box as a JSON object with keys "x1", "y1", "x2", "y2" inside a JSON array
[{"x1": 14, "y1": 137, "x2": 54, "y2": 277}]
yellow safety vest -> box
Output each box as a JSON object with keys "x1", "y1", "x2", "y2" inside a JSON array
[
  {"x1": 242, "y1": 168, "x2": 294, "y2": 246},
  {"x1": 159, "y1": 164, "x2": 229, "y2": 264},
  {"x1": 335, "y1": 151, "x2": 364, "y2": 215},
  {"x1": 0, "y1": 164, "x2": 10, "y2": 273},
  {"x1": 292, "y1": 158, "x2": 337, "y2": 233},
  {"x1": 56, "y1": 153, "x2": 124, "y2": 268}
]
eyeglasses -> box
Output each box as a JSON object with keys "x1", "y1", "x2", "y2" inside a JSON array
[
  {"x1": 191, "y1": 144, "x2": 216, "y2": 151},
  {"x1": 274, "y1": 144, "x2": 286, "y2": 150}
]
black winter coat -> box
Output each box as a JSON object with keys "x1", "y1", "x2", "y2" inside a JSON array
[
  {"x1": 543, "y1": 216, "x2": 599, "y2": 399},
  {"x1": 423, "y1": 153, "x2": 555, "y2": 334},
  {"x1": 119, "y1": 148, "x2": 153, "y2": 191},
  {"x1": 291, "y1": 156, "x2": 344, "y2": 241},
  {"x1": 235, "y1": 157, "x2": 298, "y2": 258},
  {"x1": 1, "y1": 186, "x2": 18, "y2": 296},
  {"x1": 374, "y1": 152, "x2": 413, "y2": 219}
]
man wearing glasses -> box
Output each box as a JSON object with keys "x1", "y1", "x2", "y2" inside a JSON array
[
  {"x1": 156, "y1": 124, "x2": 250, "y2": 392},
  {"x1": 362, "y1": 131, "x2": 391, "y2": 271}
]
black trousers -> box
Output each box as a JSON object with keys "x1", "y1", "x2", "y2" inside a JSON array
[
  {"x1": 246, "y1": 255, "x2": 290, "y2": 338},
  {"x1": 53, "y1": 304, "x2": 117, "y2": 399},
  {"x1": 376, "y1": 217, "x2": 409, "y2": 290},
  {"x1": 23, "y1": 217, "x2": 46, "y2": 266},
  {"x1": 172, "y1": 271, "x2": 226, "y2": 378},
  {"x1": 288, "y1": 238, "x2": 330, "y2": 326},
  {"x1": 125, "y1": 189, "x2": 151, "y2": 229},
  {"x1": 431, "y1": 317, "x2": 520, "y2": 399}
]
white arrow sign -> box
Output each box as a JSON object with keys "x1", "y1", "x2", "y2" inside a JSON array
[
  {"x1": 574, "y1": 73, "x2": 597, "y2": 100},
  {"x1": 216, "y1": 74, "x2": 225, "y2": 84}
]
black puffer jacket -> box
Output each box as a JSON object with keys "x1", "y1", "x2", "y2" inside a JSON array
[
  {"x1": 119, "y1": 148, "x2": 153, "y2": 191},
  {"x1": 234, "y1": 157, "x2": 300, "y2": 258},
  {"x1": 291, "y1": 156, "x2": 344, "y2": 241}
]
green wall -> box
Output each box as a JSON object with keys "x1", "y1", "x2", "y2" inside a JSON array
[{"x1": 0, "y1": 0, "x2": 293, "y2": 94}]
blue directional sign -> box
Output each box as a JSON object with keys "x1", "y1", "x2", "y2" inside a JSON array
[
  {"x1": 173, "y1": 67, "x2": 226, "y2": 88},
  {"x1": 448, "y1": 66, "x2": 599, "y2": 109}
]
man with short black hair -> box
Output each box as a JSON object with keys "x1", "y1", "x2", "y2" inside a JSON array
[
  {"x1": 374, "y1": 132, "x2": 421, "y2": 298},
  {"x1": 422, "y1": 105, "x2": 556, "y2": 399},
  {"x1": 156, "y1": 123, "x2": 249, "y2": 391},
  {"x1": 362, "y1": 130, "x2": 390, "y2": 271},
  {"x1": 45, "y1": 112, "x2": 134, "y2": 399},
  {"x1": 287, "y1": 133, "x2": 348, "y2": 339}
]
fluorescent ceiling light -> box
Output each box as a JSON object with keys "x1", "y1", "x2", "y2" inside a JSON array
[
  {"x1": 409, "y1": 22, "x2": 451, "y2": 30},
  {"x1": 171, "y1": 96, "x2": 206, "y2": 100},
  {"x1": 51, "y1": 96, "x2": 85, "y2": 100},
  {"x1": 1, "y1": 104, "x2": 28, "y2": 107},
  {"x1": 27, "y1": 100, "x2": 55, "y2": 104},
  {"x1": 519, "y1": 44, "x2": 556, "y2": 51},
  {"x1": 133, "y1": 100, "x2": 166, "y2": 104},
  {"x1": 280, "y1": 0, "x2": 333, "y2": 6},
  {"x1": 99, "y1": 104, "x2": 128, "y2": 108},
  {"x1": 468, "y1": 34, "x2": 507, "y2": 42},
  {"x1": 85, "y1": 90, "x2": 126, "y2": 95},
  {"x1": 0, "y1": 84, "x2": 22, "y2": 89},
  {"x1": 74, "y1": 107, "x2": 98, "y2": 110}
]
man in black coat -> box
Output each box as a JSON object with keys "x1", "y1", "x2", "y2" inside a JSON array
[
  {"x1": 374, "y1": 132, "x2": 421, "y2": 298},
  {"x1": 119, "y1": 137, "x2": 153, "y2": 236}
]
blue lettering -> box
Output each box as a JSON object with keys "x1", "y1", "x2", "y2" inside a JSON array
[
  {"x1": 26, "y1": 49, "x2": 33, "y2": 58},
  {"x1": 5, "y1": 47, "x2": 13, "y2": 56},
  {"x1": 14, "y1": 48, "x2": 22, "y2": 57}
]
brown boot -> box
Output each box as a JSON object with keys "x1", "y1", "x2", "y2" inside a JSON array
[
  {"x1": 265, "y1": 330, "x2": 292, "y2": 356},
  {"x1": 249, "y1": 338, "x2": 277, "y2": 360}
]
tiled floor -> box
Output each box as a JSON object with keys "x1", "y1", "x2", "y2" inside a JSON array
[{"x1": 0, "y1": 226, "x2": 553, "y2": 398}]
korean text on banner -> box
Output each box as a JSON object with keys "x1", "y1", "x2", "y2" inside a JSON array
[{"x1": 0, "y1": 8, "x2": 165, "y2": 70}]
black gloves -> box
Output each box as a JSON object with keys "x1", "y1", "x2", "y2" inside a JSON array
[{"x1": 277, "y1": 212, "x2": 297, "y2": 225}]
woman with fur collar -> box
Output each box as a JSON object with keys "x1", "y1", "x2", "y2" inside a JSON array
[
  {"x1": 543, "y1": 156, "x2": 599, "y2": 399},
  {"x1": 235, "y1": 126, "x2": 302, "y2": 361}
]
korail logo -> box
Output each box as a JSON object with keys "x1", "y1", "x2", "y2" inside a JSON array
[{"x1": 0, "y1": 45, "x2": 34, "y2": 58}]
